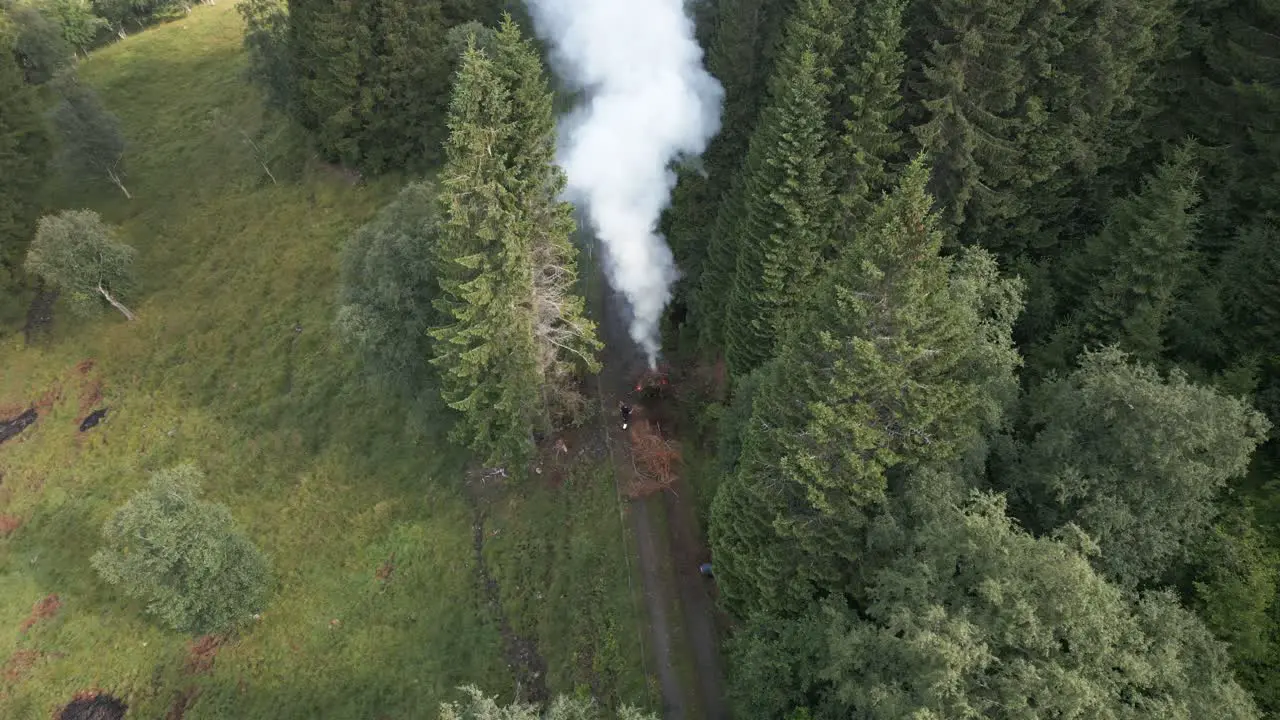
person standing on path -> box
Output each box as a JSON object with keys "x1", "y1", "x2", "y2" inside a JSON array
[{"x1": 619, "y1": 401, "x2": 633, "y2": 430}]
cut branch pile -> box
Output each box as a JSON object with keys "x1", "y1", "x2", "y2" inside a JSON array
[{"x1": 627, "y1": 421, "x2": 681, "y2": 499}]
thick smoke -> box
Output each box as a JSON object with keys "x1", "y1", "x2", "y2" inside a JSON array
[{"x1": 524, "y1": 0, "x2": 723, "y2": 366}]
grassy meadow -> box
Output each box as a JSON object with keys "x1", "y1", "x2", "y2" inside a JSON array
[{"x1": 0, "y1": 3, "x2": 648, "y2": 717}]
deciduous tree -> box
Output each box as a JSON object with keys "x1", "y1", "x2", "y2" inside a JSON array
[
  {"x1": 91, "y1": 464, "x2": 271, "y2": 634},
  {"x1": 336, "y1": 182, "x2": 440, "y2": 405},
  {"x1": 818, "y1": 489, "x2": 1259, "y2": 719},
  {"x1": 0, "y1": 17, "x2": 51, "y2": 325},
  {"x1": 5, "y1": 1, "x2": 72, "y2": 84},
  {"x1": 998, "y1": 347, "x2": 1270, "y2": 587},
  {"x1": 40, "y1": 0, "x2": 105, "y2": 55},
  {"x1": 239, "y1": 0, "x2": 293, "y2": 111},
  {"x1": 49, "y1": 76, "x2": 131, "y2": 198},
  {"x1": 25, "y1": 209, "x2": 135, "y2": 320}
]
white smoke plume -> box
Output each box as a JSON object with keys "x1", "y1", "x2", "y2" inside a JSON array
[{"x1": 523, "y1": 0, "x2": 724, "y2": 366}]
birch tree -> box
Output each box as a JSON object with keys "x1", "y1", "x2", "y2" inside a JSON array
[
  {"x1": 25, "y1": 209, "x2": 136, "y2": 320},
  {"x1": 50, "y1": 76, "x2": 132, "y2": 198}
]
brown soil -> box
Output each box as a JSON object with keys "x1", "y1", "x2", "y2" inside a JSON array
[
  {"x1": 0, "y1": 514, "x2": 22, "y2": 538},
  {"x1": 35, "y1": 385, "x2": 63, "y2": 415},
  {"x1": 184, "y1": 634, "x2": 224, "y2": 675},
  {"x1": 78, "y1": 380, "x2": 103, "y2": 417},
  {"x1": 2, "y1": 650, "x2": 40, "y2": 684},
  {"x1": 375, "y1": 554, "x2": 396, "y2": 584},
  {"x1": 532, "y1": 415, "x2": 609, "y2": 490},
  {"x1": 19, "y1": 594, "x2": 62, "y2": 633}
]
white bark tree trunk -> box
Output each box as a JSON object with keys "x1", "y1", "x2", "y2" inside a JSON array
[
  {"x1": 107, "y1": 169, "x2": 132, "y2": 199},
  {"x1": 97, "y1": 284, "x2": 135, "y2": 321}
]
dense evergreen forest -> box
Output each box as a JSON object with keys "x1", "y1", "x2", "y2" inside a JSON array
[
  {"x1": 672, "y1": 0, "x2": 1280, "y2": 716},
  {"x1": 2, "y1": 0, "x2": 1279, "y2": 717}
]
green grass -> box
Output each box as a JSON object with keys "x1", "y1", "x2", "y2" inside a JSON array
[{"x1": 0, "y1": 4, "x2": 646, "y2": 717}]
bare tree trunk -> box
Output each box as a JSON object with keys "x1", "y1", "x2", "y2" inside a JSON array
[
  {"x1": 243, "y1": 135, "x2": 277, "y2": 184},
  {"x1": 97, "y1": 285, "x2": 135, "y2": 321},
  {"x1": 106, "y1": 169, "x2": 132, "y2": 199}
]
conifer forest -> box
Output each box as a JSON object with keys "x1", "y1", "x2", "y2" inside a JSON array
[{"x1": 1, "y1": 0, "x2": 1279, "y2": 718}]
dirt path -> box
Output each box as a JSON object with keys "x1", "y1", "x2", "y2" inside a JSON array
[
  {"x1": 591, "y1": 280, "x2": 728, "y2": 720},
  {"x1": 660, "y1": 481, "x2": 725, "y2": 719},
  {"x1": 626, "y1": 494, "x2": 685, "y2": 718}
]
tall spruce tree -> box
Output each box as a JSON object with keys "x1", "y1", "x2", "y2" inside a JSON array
[
  {"x1": 1219, "y1": 216, "x2": 1280, "y2": 360},
  {"x1": 431, "y1": 46, "x2": 538, "y2": 468},
  {"x1": 491, "y1": 18, "x2": 601, "y2": 427},
  {"x1": 719, "y1": 0, "x2": 841, "y2": 376},
  {"x1": 0, "y1": 17, "x2": 50, "y2": 327},
  {"x1": 832, "y1": 0, "x2": 906, "y2": 225},
  {"x1": 359, "y1": 0, "x2": 452, "y2": 172},
  {"x1": 1036, "y1": 144, "x2": 1201, "y2": 371},
  {"x1": 709, "y1": 158, "x2": 1022, "y2": 617},
  {"x1": 431, "y1": 31, "x2": 600, "y2": 469},
  {"x1": 906, "y1": 0, "x2": 1179, "y2": 257},
  {"x1": 907, "y1": 0, "x2": 1032, "y2": 233},
  {"x1": 665, "y1": 0, "x2": 793, "y2": 314},
  {"x1": 288, "y1": 0, "x2": 369, "y2": 166},
  {"x1": 286, "y1": 0, "x2": 498, "y2": 172},
  {"x1": 1175, "y1": 0, "x2": 1279, "y2": 251}
]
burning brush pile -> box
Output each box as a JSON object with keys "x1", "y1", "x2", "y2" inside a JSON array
[{"x1": 624, "y1": 366, "x2": 681, "y2": 498}]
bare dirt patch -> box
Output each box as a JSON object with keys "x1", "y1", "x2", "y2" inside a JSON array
[
  {"x1": 184, "y1": 634, "x2": 224, "y2": 675},
  {"x1": 376, "y1": 554, "x2": 396, "y2": 584},
  {"x1": 0, "y1": 514, "x2": 23, "y2": 538},
  {"x1": 35, "y1": 385, "x2": 63, "y2": 416},
  {"x1": 2, "y1": 649, "x2": 40, "y2": 684},
  {"x1": 19, "y1": 594, "x2": 62, "y2": 634},
  {"x1": 78, "y1": 381, "x2": 103, "y2": 417}
]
